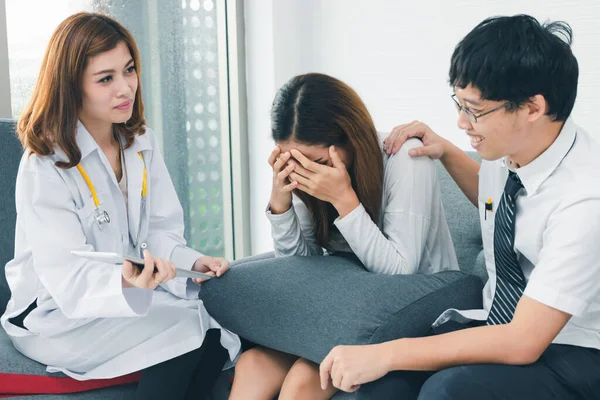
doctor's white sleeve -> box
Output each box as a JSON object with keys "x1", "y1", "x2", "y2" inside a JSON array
[
  {"x1": 20, "y1": 165, "x2": 153, "y2": 319},
  {"x1": 144, "y1": 130, "x2": 203, "y2": 299}
]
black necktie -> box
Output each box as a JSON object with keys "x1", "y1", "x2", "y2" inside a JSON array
[{"x1": 486, "y1": 171, "x2": 526, "y2": 325}]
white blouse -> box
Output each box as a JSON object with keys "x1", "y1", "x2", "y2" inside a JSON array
[{"x1": 267, "y1": 138, "x2": 459, "y2": 275}]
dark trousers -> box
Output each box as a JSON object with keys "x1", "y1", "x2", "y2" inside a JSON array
[
  {"x1": 135, "y1": 329, "x2": 229, "y2": 400},
  {"x1": 356, "y1": 322, "x2": 600, "y2": 400}
]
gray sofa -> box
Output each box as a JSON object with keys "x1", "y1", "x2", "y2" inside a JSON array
[{"x1": 0, "y1": 118, "x2": 484, "y2": 399}]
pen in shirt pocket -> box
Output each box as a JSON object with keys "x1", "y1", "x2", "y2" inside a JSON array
[{"x1": 485, "y1": 198, "x2": 493, "y2": 220}]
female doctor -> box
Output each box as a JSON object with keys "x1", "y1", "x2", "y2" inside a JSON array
[{"x1": 0, "y1": 12, "x2": 240, "y2": 400}]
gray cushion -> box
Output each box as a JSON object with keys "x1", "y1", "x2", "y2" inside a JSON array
[
  {"x1": 200, "y1": 254, "x2": 483, "y2": 364},
  {"x1": 0, "y1": 119, "x2": 21, "y2": 315},
  {"x1": 0, "y1": 328, "x2": 55, "y2": 376}
]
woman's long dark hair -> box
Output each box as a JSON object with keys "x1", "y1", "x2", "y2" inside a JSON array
[{"x1": 271, "y1": 73, "x2": 384, "y2": 249}]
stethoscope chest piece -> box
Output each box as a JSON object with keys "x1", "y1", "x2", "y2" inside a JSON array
[
  {"x1": 94, "y1": 207, "x2": 111, "y2": 229},
  {"x1": 78, "y1": 150, "x2": 146, "y2": 232}
]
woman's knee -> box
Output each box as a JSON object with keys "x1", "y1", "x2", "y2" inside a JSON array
[
  {"x1": 235, "y1": 348, "x2": 273, "y2": 373},
  {"x1": 231, "y1": 348, "x2": 298, "y2": 399},
  {"x1": 236, "y1": 347, "x2": 297, "y2": 379},
  {"x1": 280, "y1": 358, "x2": 323, "y2": 395}
]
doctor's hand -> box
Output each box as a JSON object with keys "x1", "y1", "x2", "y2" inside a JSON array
[
  {"x1": 268, "y1": 146, "x2": 298, "y2": 215},
  {"x1": 192, "y1": 256, "x2": 229, "y2": 284},
  {"x1": 319, "y1": 343, "x2": 391, "y2": 393},
  {"x1": 121, "y1": 250, "x2": 176, "y2": 289},
  {"x1": 383, "y1": 121, "x2": 448, "y2": 159},
  {"x1": 289, "y1": 147, "x2": 359, "y2": 218}
]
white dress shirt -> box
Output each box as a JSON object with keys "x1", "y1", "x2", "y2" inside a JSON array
[
  {"x1": 267, "y1": 138, "x2": 459, "y2": 275},
  {"x1": 433, "y1": 117, "x2": 600, "y2": 350}
]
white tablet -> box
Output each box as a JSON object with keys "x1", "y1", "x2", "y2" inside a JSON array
[{"x1": 71, "y1": 251, "x2": 214, "y2": 280}]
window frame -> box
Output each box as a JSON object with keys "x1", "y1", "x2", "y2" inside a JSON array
[{"x1": 0, "y1": 0, "x2": 12, "y2": 118}]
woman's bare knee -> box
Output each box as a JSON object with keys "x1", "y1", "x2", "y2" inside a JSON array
[
  {"x1": 280, "y1": 358, "x2": 337, "y2": 400},
  {"x1": 235, "y1": 347, "x2": 270, "y2": 371},
  {"x1": 229, "y1": 347, "x2": 297, "y2": 400},
  {"x1": 238, "y1": 347, "x2": 296, "y2": 372}
]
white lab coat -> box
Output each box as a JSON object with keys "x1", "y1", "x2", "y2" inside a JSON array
[{"x1": 0, "y1": 122, "x2": 240, "y2": 380}]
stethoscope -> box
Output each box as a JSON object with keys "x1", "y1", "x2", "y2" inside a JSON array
[{"x1": 76, "y1": 152, "x2": 147, "y2": 230}]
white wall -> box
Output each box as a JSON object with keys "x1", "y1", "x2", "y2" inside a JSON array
[{"x1": 245, "y1": 0, "x2": 600, "y2": 255}]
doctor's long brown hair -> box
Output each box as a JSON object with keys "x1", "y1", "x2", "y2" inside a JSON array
[
  {"x1": 17, "y1": 12, "x2": 146, "y2": 169},
  {"x1": 271, "y1": 73, "x2": 384, "y2": 249}
]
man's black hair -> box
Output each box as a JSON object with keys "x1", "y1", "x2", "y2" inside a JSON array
[{"x1": 449, "y1": 14, "x2": 578, "y2": 121}]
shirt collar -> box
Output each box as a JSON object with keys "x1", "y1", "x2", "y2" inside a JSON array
[
  {"x1": 76, "y1": 120, "x2": 152, "y2": 161},
  {"x1": 75, "y1": 120, "x2": 98, "y2": 160},
  {"x1": 120, "y1": 128, "x2": 152, "y2": 155},
  {"x1": 507, "y1": 117, "x2": 577, "y2": 197}
]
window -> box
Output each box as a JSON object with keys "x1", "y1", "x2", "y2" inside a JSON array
[{"x1": 4, "y1": 0, "x2": 249, "y2": 259}]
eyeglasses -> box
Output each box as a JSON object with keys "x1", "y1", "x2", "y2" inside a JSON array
[{"x1": 451, "y1": 94, "x2": 509, "y2": 123}]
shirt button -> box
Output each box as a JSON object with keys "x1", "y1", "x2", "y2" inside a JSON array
[{"x1": 140, "y1": 242, "x2": 147, "y2": 249}]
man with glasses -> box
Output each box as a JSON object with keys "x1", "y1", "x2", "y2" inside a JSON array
[{"x1": 318, "y1": 14, "x2": 600, "y2": 399}]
